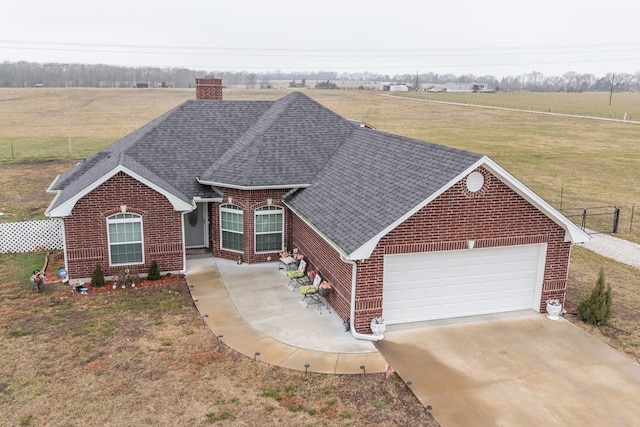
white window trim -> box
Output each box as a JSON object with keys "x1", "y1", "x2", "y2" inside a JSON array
[
  {"x1": 254, "y1": 205, "x2": 284, "y2": 254},
  {"x1": 106, "y1": 213, "x2": 144, "y2": 266},
  {"x1": 220, "y1": 204, "x2": 244, "y2": 253}
]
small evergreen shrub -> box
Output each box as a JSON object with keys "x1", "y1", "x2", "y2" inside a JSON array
[
  {"x1": 578, "y1": 267, "x2": 612, "y2": 326},
  {"x1": 148, "y1": 260, "x2": 161, "y2": 281},
  {"x1": 91, "y1": 264, "x2": 105, "y2": 288}
]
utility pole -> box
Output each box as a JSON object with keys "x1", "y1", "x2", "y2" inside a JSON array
[
  {"x1": 414, "y1": 71, "x2": 420, "y2": 91},
  {"x1": 609, "y1": 74, "x2": 615, "y2": 106}
]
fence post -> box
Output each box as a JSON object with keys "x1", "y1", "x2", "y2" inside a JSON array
[
  {"x1": 581, "y1": 209, "x2": 587, "y2": 230},
  {"x1": 613, "y1": 207, "x2": 620, "y2": 233},
  {"x1": 631, "y1": 205, "x2": 635, "y2": 233}
]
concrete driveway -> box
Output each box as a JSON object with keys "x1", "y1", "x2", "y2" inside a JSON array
[{"x1": 375, "y1": 314, "x2": 640, "y2": 426}]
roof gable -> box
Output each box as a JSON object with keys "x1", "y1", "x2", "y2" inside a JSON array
[
  {"x1": 286, "y1": 150, "x2": 589, "y2": 260},
  {"x1": 46, "y1": 156, "x2": 193, "y2": 217},
  {"x1": 284, "y1": 128, "x2": 484, "y2": 256}
]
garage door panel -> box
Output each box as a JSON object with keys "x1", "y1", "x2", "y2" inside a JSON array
[{"x1": 383, "y1": 244, "x2": 546, "y2": 324}]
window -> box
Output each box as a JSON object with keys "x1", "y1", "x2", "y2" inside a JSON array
[
  {"x1": 255, "y1": 205, "x2": 283, "y2": 253},
  {"x1": 107, "y1": 213, "x2": 143, "y2": 265},
  {"x1": 221, "y1": 204, "x2": 243, "y2": 252}
]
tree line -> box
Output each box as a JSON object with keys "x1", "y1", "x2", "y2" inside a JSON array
[{"x1": 1, "y1": 60, "x2": 638, "y2": 92}]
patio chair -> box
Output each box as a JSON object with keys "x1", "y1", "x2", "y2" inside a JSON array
[
  {"x1": 300, "y1": 272, "x2": 323, "y2": 310},
  {"x1": 279, "y1": 248, "x2": 299, "y2": 270},
  {"x1": 286, "y1": 257, "x2": 308, "y2": 290}
]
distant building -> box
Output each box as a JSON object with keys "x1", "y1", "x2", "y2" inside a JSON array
[
  {"x1": 443, "y1": 82, "x2": 494, "y2": 93},
  {"x1": 380, "y1": 82, "x2": 412, "y2": 92}
]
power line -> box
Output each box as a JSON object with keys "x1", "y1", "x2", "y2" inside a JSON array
[{"x1": 2, "y1": 39, "x2": 640, "y2": 56}]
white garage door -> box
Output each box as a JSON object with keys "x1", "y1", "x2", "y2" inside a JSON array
[{"x1": 383, "y1": 244, "x2": 546, "y2": 324}]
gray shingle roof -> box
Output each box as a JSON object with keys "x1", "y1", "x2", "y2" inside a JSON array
[
  {"x1": 284, "y1": 128, "x2": 483, "y2": 255},
  {"x1": 199, "y1": 92, "x2": 355, "y2": 187},
  {"x1": 47, "y1": 91, "x2": 485, "y2": 255}
]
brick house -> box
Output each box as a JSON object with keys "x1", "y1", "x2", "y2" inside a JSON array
[{"x1": 45, "y1": 78, "x2": 589, "y2": 338}]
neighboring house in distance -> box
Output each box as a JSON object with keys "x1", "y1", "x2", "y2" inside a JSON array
[
  {"x1": 45, "y1": 78, "x2": 589, "y2": 337},
  {"x1": 443, "y1": 82, "x2": 492, "y2": 92},
  {"x1": 379, "y1": 82, "x2": 411, "y2": 91}
]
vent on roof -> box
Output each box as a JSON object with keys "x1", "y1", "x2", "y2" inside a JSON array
[{"x1": 195, "y1": 77, "x2": 223, "y2": 100}]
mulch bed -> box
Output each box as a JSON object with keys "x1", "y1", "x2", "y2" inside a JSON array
[
  {"x1": 70, "y1": 274, "x2": 186, "y2": 295},
  {"x1": 44, "y1": 274, "x2": 186, "y2": 297},
  {"x1": 90, "y1": 274, "x2": 185, "y2": 293},
  {"x1": 40, "y1": 250, "x2": 186, "y2": 296}
]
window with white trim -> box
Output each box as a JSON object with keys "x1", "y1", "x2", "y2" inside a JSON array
[
  {"x1": 255, "y1": 205, "x2": 283, "y2": 253},
  {"x1": 107, "y1": 213, "x2": 143, "y2": 265},
  {"x1": 220, "y1": 204, "x2": 244, "y2": 252}
]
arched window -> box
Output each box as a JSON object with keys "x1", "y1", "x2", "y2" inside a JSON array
[
  {"x1": 107, "y1": 213, "x2": 143, "y2": 265},
  {"x1": 255, "y1": 205, "x2": 283, "y2": 253},
  {"x1": 220, "y1": 204, "x2": 243, "y2": 252}
]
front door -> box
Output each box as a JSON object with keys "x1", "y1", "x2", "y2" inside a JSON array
[{"x1": 184, "y1": 202, "x2": 209, "y2": 248}]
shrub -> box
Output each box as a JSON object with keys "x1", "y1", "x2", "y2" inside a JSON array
[
  {"x1": 115, "y1": 268, "x2": 139, "y2": 288},
  {"x1": 578, "y1": 267, "x2": 612, "y2": 326},
  {"x1": 148, "y1": 260, "x2": 161, "y2": 281},
  {"x1": 91, "y1": 264, "x2": 105, "y2": 288}
]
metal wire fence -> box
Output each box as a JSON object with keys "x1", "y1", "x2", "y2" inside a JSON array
[
  {"x1": 0, "y1": 139, "x2": 101, "y2": 162},
  {"x1": 534, "y1": 184, "x2": 636, "y2": 235}
]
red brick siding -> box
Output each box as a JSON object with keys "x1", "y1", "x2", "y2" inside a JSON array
[
  {"x1": 290, "y1": 167, "x2": 572, "y2": 334},
  {"x1": 210, "y1": 187, "x2": 293, "y2": 264},
  {"x1": 63, "y1": 172, "x2": 183, "y2": 280},
  {"x1": 292, "y1": 216, "x2": 353, "y2": 323},
  {"x1": 195, "y1": 77, "x2": 223, "y2": 100}
]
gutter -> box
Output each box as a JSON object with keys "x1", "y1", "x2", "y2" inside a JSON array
[{"x1": 340, "y1": 254, "x2": 383, "y2": 341}]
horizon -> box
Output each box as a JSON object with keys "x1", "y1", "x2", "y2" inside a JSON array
[{"x1": 1, "y1": 58, "x2": 635, "y2": 83}]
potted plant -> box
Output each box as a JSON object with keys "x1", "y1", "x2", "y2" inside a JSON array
[
  {"x1": 546, "y1": 299, "x2": 562, "y2": 320},
  {"x1": 370, "y1": 316, "x2": 386, "y2": 336},
  {"x1": 318, "y1": 280, "x2": 331, "y2": 297}
]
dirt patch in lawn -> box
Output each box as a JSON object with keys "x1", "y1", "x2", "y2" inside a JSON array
[{"x1": 0, "y1": 255, "x2": 437, "y2": 426}]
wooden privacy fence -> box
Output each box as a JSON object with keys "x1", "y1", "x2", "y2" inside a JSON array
[{"x1": 0, "y1": 219, "x2": 64, "y2": 254}]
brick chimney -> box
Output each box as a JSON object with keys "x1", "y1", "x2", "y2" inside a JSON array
[{"x1": 195, "y1": 77, "x2": 223, "y2": 100}]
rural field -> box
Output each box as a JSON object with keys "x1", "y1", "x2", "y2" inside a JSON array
[{"x1": 1, "y1": 88, "x2": 640, "y2": 425}]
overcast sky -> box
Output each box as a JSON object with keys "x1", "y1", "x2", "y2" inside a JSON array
[{"x1": 2, "y1": 0, "x2": 640, "y2": 78}]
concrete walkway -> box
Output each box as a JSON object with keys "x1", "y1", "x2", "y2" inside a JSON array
[{"x1": 186, "y1": 256, "x2": 387, "y2": 374}]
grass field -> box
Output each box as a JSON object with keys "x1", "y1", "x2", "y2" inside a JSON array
[
  {"x1": 397, "y1": 91, "x2": 640, "y2": 121},
  {"x1": 1, "y1": 87, "x2": 639, "y2": 425},
  {"x1": 0, "y1": 254, "x2": 434, "y2": 426}
]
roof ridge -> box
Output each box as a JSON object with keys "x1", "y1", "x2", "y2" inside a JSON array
[{"x1": 200, "y1": 93, "x2": 301, "y2": 179}]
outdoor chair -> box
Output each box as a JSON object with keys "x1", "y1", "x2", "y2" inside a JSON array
[
  {"x1": 300, "y1": 272, "x2": 323, "y2": 310},
  {"x1": 279, "y1": 248, "x2": 299, "y2": 270},
  {"x1": 286, "y1": 258, "x2": 308, "y2": 290}
]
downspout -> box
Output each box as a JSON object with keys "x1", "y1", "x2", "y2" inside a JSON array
[
  {"x1": 59, "y1": 218, "x2": 69, "y2": 279},
  {"x1": 340, "y1": 254, "x2": 383, "y2": 341},
  {"x1": 180, "y1": 211, "x2": 187, "y2": 274}
]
